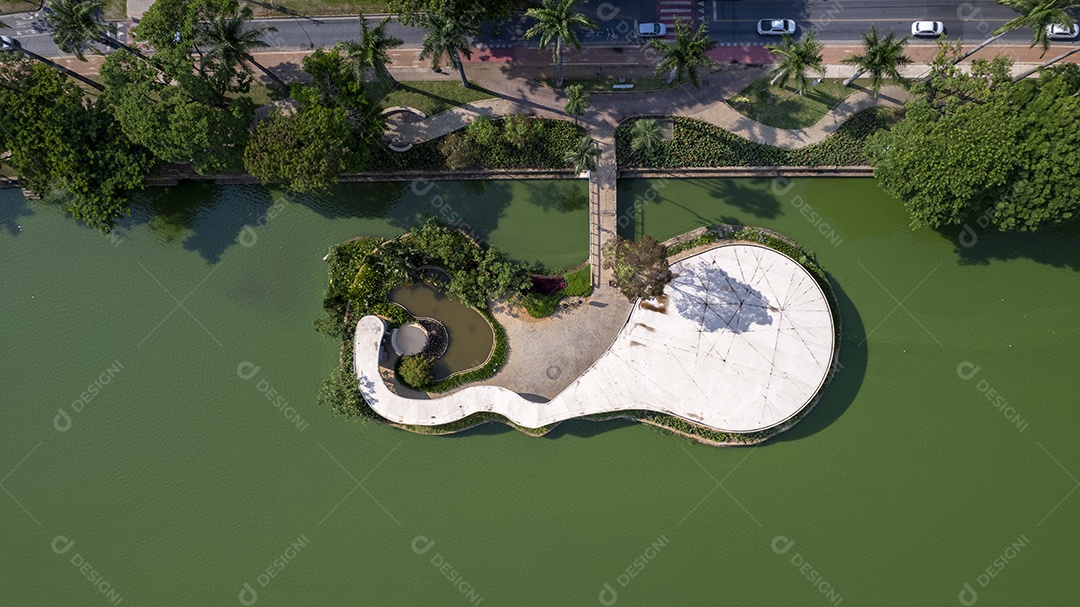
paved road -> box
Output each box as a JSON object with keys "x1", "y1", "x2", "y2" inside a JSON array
[{"x1": 2, "y1": 0, "x2": 1076, "y2": 58}]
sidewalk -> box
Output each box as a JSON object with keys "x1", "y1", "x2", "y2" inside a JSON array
[{"x1": 127, "y1": 0, "x2": 153, "y2": 21}]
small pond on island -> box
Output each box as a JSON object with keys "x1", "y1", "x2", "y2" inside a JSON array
[{"x1": 388, "y1": 281, "x2": 494, "y2": 379}]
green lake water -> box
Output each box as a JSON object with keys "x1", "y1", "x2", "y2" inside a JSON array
[{"x1": 2, "y1": 177, "x2": 1078, "y2": 605}]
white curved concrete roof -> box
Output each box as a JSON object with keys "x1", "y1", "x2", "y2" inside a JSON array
[{"x1": 354, "y1": 244, "x2": 835, "y2": 433}]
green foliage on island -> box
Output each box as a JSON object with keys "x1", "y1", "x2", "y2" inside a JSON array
[
  {"x1": 602, "y1": 235, "x2": 674, "y2": 302},
  {"x1": 366, "y1": 115, "x2": 585, "y2": 171},
  {"x1": 397, "y1": 354, "x2": 434, "y2": 388},
  {"x1": 869, "y1": 59, "x2": 1080, "y2": 232},
  {"x1": 519, "y1": 265, "x2": 594, "y2": 318},
  {"x1": 315, "y1": 219, "x2": 533, "y2": 416},
  {"x1": 615, "y1": 108, "x2": 899, "y2": 168}
]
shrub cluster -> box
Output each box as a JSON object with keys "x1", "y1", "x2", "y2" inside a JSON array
[
  {"x1": 397, "y1": 355, "x2": 434, "y2": 389},
  {"x1": 316, "y1": 218, "x2": 535, "y2": 416},
  {"x1": 366, "y1": 115, "x2": 585, "y2": 171},
  {"x1": 519, "y1": 265, "x2": 594, "y2": 318},
  {"x1": 616, "y1": 108, "x2": 899, "y2": 168}
]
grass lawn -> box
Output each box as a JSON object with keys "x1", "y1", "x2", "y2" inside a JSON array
[
  {"x1": 520, "y1": 265, "x2": 594, "y2": 318},
  {"x1": 366, "y1": 80, "x2": 495, "y2": 116},
  {"x1": 538, "y1": 77, "x2": 676, "y2": 93},
  {"x1": 239, "y1": 81, "x2": 291, "y2": 106},
  {"x1": 102, "y1": 0, "x2": 125, "y2": 20},
  {"x1": 727, "y1": 78, "x2": 854, "y2": 129},
  {"x1": 0, "y1": 0, "x2": 40, "y2": 14},
  {"x1": 247, "y1": 0, "x2": 388, "y2": 18}
]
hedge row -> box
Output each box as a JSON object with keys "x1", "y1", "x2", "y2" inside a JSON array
[
  {"x1": 616, "y1": 107, "x2": 900, "y2": 168},
  {"x1": 365, "y1": 116, "x2": 585, "y2": 171}
]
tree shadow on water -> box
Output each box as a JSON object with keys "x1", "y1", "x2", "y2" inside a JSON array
[
  {"x1": 772, "y1": 276, "x2": 867, "y2": 444},
  {"x1": 526, "y1": 179, "x2": 589, "y2": 213},
  {"x1": 382, "y1": 180, "x2": 515, "y2": 244},
  {"x1": 943, "y1": 221, "x2": 1080, "y2": 272},
  {"x1": 0, "y1": 190, "x2": 34, "y2": 237},
  {"x1": 699, "y1": 178, "x2": 782, "y2": 220}
]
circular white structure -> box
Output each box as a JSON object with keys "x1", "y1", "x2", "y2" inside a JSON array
[
  {"x1": 390, "y1": 323, "x2": 428, "y2": 356},
  {"x1": 354, "y1": 244, "x2": 835, "y2": 434}
]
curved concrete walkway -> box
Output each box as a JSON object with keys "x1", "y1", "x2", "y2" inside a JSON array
[{"x1": 356, "y1": 244, "x2": 835, "y2": 433}]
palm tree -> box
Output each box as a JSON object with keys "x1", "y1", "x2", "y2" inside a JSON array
[
  {"x1": 629, "y1": 119, "x2": 662, "y2": 155},
  {"x1": 336, "y1": 15, "x2": 403, "y2": 87},
  {"x1": 45, "y1": 0, "x2": 117, "y2": 61},
  {"x1": 565, "y1": 134, "x2": 600, "y2": 174},
  {"x1": 417, "y1": 10, "x2": 477, "y2": 88},
  {"x1": 197, "y1": 4, "x2": 286, "y2": 89},
  {"x1": 842, "y1": 26, "x2": 912, "y2": 95},
  {"x1": 523, "y1": 0, "x2": 596, "y2": 88},
  {"x1": 999, "y1": 0, "x2": 1078, "y2": 55},
  {"x1": 647, "y1": 18, "x2": 718, "y2": 87},
  {"x1": 765, "y1": 31, "x2": 825, "y2": 95},
  {"x1": 563, "y1": 84, "x2": 590, "y2": 125},
  {"x1": 954, "y1": 0, "x2": 1079, "y2": 64}
]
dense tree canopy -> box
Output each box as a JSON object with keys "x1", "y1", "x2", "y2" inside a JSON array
[
  {"x1": 389, "y1": 0, "x2": 519, "y2": 28},
  {"x1": 101, "y1": 51, "x2": 254, "y2": 174},
  {"x1": 0, "y1": 60, "x2": 153, "y2": 232},
  {"x1": 869, "y1": 61, "x2": 1080, "y2": 231},
  {"x1": 602, "y1": 235, "x2": 674, "y2": 302},
  {"x1": 244, "y1": 105, "x2": 352, "y2": 193}
]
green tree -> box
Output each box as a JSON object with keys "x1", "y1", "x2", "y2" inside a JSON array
[
  {"x1": 390, "y1": 0, "x2": 517, "y2": 28},
  {"x1": 336, "y1": 15, "x2": 403, "y2": 87},
  {"x1": 765, "y1": 31, "x2": 825, "y2": 95},
  {"x1": 868, "y1": 100, "x2": 1017, "y2": 228},
  {"x1": 563, "y1": 83, "x2": 590, "y2": 125},
  {"x1": 45, "y1": 0, "x2": 116, "y2": 61},
  {"x1": 998, "y1": 0, "x2": 1078, "y2": 55},
  {"x1": 397, "y1": 355, "x2": 434, "y2": 389},
  {"x1": 647, "y1": 18, "x2": 718, "y2": 87},
  {"x1": 565, "y1": 134, "x2": 600, "y2": 174},
  {"x1": 100, "y1": 50, "x2": 254, "y2": 173},
  {"x1": 0, "y1": 60, "x2": 153, "y2": 232},
  {"x1": 244, "y1": 106, "x2": 352, "y2": 193},
  {"x1": 869, "y1": 63, "x2": 1080, "y2": 231},
  {"x1": 601, "y1": 235, "x2": 674, "y2": 302},
  {"x1": 197, "y1": 4, "x2": 286, "y2": 90},
  {"x1": 629, "y1": 118, "x2": 662, "y2": 155},
  {"x1": 297, "y1": 48, "x2": 384, "y2": 151},
  {"x1": 417, "y1": 9, "x2": 477, "y2": 88},
  {"x1": 842, "y1": 26, "x2": 912, "y2": 95},
  {"x1": 523, "y1": 0, "x2": 596, "y2": 88}
]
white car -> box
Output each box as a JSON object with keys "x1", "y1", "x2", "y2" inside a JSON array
[
  {"x1": 638, "y1": 22, "x2": 666, "y2": 38},
  {"x1": 758, "y1": 19, "x2": 796, "y2": 36},
  {"x1": 911, "y1": 21, "x2": 944, "y2": 37},
  {"x1": 1046, "y1": 23, "x2": 1079, "y2": 40},
  {"x1": 0, "y1": 35, "x2": 16, "y2": 50}
]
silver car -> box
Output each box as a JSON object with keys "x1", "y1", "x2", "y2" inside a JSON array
[
  {"x1": 758, "y1": 19, "x2": 796, "y2": 36},
  {"x1": 1046, "y1": 23, "x2": 1079, "y2": 40},
  {"x1": 0, "y1": 35, "x2": 17, "y2": 50},
  {"x1": 638, "y1": 22, "x2": 667, "y2": 38}
]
